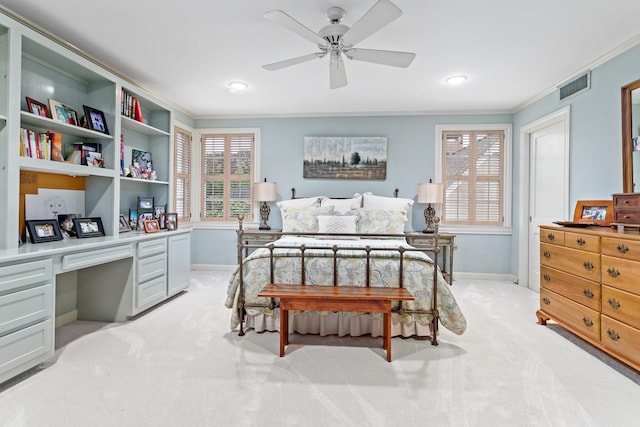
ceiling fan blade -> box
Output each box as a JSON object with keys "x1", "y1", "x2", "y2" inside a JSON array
[
  {"x1": 265, "y1": 10, "x2": 327, "y2": 46},
  {"x1": 341, "y1": 0, "x2": 403, "y2": 47},
  {"x1": 346, "y1": 48, "x2": 415, "y2": 68},
  {"x1": 263, "y1": 53, "x2": 325, "y2": 71},
  {"x1": 329, "y1": 51, "x2": 347, "y2": 89}
]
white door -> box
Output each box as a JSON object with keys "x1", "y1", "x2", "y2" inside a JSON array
[{"x1": 527, "y1": 118, "x2": 569, "y2": 291}]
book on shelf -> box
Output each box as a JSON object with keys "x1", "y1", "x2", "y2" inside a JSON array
[
  {"x1": 19, "y1": 128, "x2": 60, "y2": 160},
  {"x1": 121, "y1": 89, "x2": 144, "y2": 123}
]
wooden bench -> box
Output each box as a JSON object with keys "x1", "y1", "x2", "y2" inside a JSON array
[{"x1": 257, "y1": 284, "x2": 415, "y2": 362}]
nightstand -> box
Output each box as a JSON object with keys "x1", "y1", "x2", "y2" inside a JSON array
[
  {"x1": 238, "y1": 229, "x2": 282, "y2": 263},
  {"x1": 405, "y1": 232, "x2": 456, "y2": 285}
]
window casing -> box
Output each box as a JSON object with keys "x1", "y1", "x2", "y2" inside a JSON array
[
  {"x1": 201, "y1": 133, "x2": 254, "y2": 222},
  {"x1": 174, "y1": 126, "x2": 191, "y2": 221}
]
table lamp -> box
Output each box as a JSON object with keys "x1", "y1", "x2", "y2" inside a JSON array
[
  {"x1": 254, "y1": 178, "x2": 277, "y2": 230},
  {"x1": 418, "y1": 179, "x2": 444, "y2": 233}
]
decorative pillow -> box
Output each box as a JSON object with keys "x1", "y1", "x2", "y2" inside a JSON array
[
  {"x1": 320, "y1": 193, "x2": 362, "y2": 214},
  {"x1": 362, "y1": 193, "x2": 414, "y2": 231},
  {"x1": 282, "y1": 206, "x2": 335, "y2": 233},
  {"x1": 316, "y1": 215, "x2": 358, "y2": 234},
  {"x1": 277, "y1": 197, "x2": 323, "y2": 211},
  {"x1": 353, "y1": 208, "x2": 407, "y2": 235}
]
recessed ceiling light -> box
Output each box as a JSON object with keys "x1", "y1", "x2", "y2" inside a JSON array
[
  {"x1": 445, "y1": 75, "x2": 468, "y2": 85},
  {"x1": 229, "y1": 81, "x2": 248, "y2": 91}
]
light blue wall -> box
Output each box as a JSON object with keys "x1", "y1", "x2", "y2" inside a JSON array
[{"x1": 192, "y1": 114, "x2": 513, "y2": 273}]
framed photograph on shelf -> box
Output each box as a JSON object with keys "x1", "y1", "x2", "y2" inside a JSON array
[
  {"x1": 25, "y1": 219, "x2": 63, "y2": 243},
  {"x1": 83, "y1": 105, "x2": 110, "y2": 135},
  {"x1": 58, "y1": 214, "x2": 77, "y2": 239},
  {"x1": 26, "y1": 97, "x2": 50, "y2": 118},
  {"x1": 129, "y1": 209, "x2": 138, "y2": 231},
  {"x1": 165, "y1": 213, "x2": 178, "y2": 230},
  {"x1": 154, "y1": 204, "x2": 166, "y2": 219},
  {"x1": 73, "y1": 217, "x2": 105, "y2": 238},
  {"x1": 143, "y1": 219, "x2": 161, "y2": 233},
  {"x1": 137, "y1": 196, "x2": 154, "y2": 212},
  {"x1": 573, "y1": 200, "x2": 613, "y2": 225},
  {"x1": 119, "y1": 214, "x2": 131, "y2": 233},
  {"x1": 49, "y1": 99, "x2": 79, "y2": 126}
]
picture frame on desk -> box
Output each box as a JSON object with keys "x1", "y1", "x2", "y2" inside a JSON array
[
  {"x1": 83, "y1": 105, "x2": 110, "y2": 135},
  {"x1": 137, "y1": 196, "x2": 154, "y2": 211},
  {"x1": 129, "y1": 209, "x2": 138, "y2": 231},
  {"x1": 49, "y1": 99, "x2": 79, "y2": 126},
  {"x1": 73, "y1": 217, "x2": 105, "y2": 238},
  {"x1": 119, "y1": 214, "x2": 131, "y2": 233},
  {"x1": 143, "y1": 219, "x2": 161, "y2": 233},
  {"x1": 25, "y1": 219, "x2": 64, "y2": 243},
  {"x1": 26, "y1": 97, "x2": 50, "y2": 118},
  {"x1": 165, "y1": 213, "x2": 178, "y2": 230}
]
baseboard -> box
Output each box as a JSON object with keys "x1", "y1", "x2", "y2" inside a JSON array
[
  {"x1": 55, "y1": 309, "x2": 78, "y2": 328},
  {"x1": 191, "y1": 264, "x2": 236, "y2": 272},
  {"x1": 452, "y1": 272, "x2": 518, "y2": 283}
]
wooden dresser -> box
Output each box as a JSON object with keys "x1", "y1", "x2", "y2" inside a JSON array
[{"x1": 537, "y1": 225, "x2": 640, "y2": 370}]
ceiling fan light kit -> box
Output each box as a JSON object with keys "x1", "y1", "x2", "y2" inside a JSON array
[{"x1": 262, "y1": 0, "x2": 416, "y2": 89}]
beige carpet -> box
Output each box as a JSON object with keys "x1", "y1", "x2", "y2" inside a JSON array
[{"x1": 0, "y1": 270, "x2": 638, "y2": 427}]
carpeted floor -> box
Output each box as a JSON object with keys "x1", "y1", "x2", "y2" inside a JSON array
[{"x1": 0, "y1": 270, "x2": 638, "y2": 427}]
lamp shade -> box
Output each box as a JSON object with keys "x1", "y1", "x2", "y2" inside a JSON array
[
  {"x1": 254, "y1": 181, "x2": 277, "y2": 202},
  {"x1": 418, "y1": 182, "x2": 443, "y2": 204}
]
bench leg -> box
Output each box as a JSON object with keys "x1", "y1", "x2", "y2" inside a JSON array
[
  {"x1": 384, "y1": 311, "x2": 391, "y2": 362},
  {"x1": 280, "y1": 307, "x2": 288, "y2": 357}
]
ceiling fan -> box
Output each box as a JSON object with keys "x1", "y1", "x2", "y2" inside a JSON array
[{"x1": 262, "y1": 0, "x2": 416, "y2": 89}]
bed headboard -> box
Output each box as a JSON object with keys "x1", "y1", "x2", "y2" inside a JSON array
[{"x1": 290, "y1": 187, "x2": 400, "y2": 199}]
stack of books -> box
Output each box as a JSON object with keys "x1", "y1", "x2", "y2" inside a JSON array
[
  {"x1": 19, "y1": 129, "x2": 64, "y2": 161},
  {"x1": 121, "y1": 89, "x2": 143, "y2": 122}
]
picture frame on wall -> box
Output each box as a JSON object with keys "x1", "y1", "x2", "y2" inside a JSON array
[
  {"x1": 83, "y1": 105, "x2": 110, "y2": 135},
  {"x1": 25, "y1": 219, "x2": 64, "y2": 243},
  {"x1": 73, "y1": 217, "x2": 105, "y2": 238},
  {"x1": 49, "y1": 99, "x2": 79, "y2": 126},
  {"x1": 26, "y1": 97, "x2": 51, "y2": 118}
]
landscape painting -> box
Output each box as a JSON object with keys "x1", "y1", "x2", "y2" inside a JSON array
[{"x1": 303, "y1": 136, "x2": 387, "y2": 179}]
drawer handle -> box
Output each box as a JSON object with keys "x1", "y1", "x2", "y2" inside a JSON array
[
  {"x1": 576, "y1": 238, "x2": 586, "y2": 246},
  {"x1": 607, "y1": 298, "x2": 621, "y2": 310},
  {"x1": 547, "y1": 233, "x2": 555, "y2": 241},
  {"x1": 624, "y1": 215, "x2": 632, "y2": 219},
  {"x1": 624, "y1": 200, "x2": 631, "y2": 204},
  {"x1": 543, "y1": 251, "x2": 551, "y2": 258},
  {"x1": 582, "y1": 317, "x2": 593, "y2": 328},
  {"x1": 582, "y1": 289, "x2": 594, "y2": 299},
  {"x1": 607, "y1": 268, "x2": 620, "y2": 278},
  {"x1": 542, "y1": 296, "x2": 550, "y2": 305},
  {"x1": 617, "y1": 244, "x2": 629, "y2": 254},
  {"x1": 583, "y1": 261, "x2": 594, "y2": 271},
  {"x1": 607, "y1": 329, "x2": 620, "y2": 341},
  {"x1": 543, "y1": 274, "x2": 551, "y2": 282}
]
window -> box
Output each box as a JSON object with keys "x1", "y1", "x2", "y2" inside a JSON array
[
  {"x1": 436, "y1": 124, "x2": 512, "y2": 231},
  {"x1": 201, "y1": 133, "x2": 254, "y2": 222},
  {"x1": 174, "y1": 126, "x2": 191, "y2": 221}
]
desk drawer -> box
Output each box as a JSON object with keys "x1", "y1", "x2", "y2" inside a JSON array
[
  {"x1": 137, "y1": 238, "x2": 167, "y2": 258},
  {"x1": 136, "y1": 253, "x2": 166, "y2": 283},
  {"x1": 0, "y1": 284, "x2": 53, "y2": 336},
  {"x1": 136, "y1": 276, "x2": 166, "y2": 310},
  {"x1": 0, "y1": 259, "x2": 52, "y2": 294},
  {"x1": 62, "y1": 244, "x2": 133, "y2": 271},
  {"x1": 0, "y1": 319, "x2": 53, "y2": 378}
]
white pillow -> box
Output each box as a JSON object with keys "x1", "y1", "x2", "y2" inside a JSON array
[
  {"x1": 362, "y1": 193, "x2": 414, "y2": 231},
  {"x1": 277, "y1": 197, "x2": 323, "y2": 210},
  {"x1": 282, "y1": 206, "x2": 335, "y2": 233},
  {"x1": 316, "y1": 215, "x2": 358, "y2": 234},
  {"x1": 320, "y1": 193, "x2": 362, "y2": 214}
]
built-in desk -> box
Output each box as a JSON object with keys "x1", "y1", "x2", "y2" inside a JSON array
[{"x1": 0, "y1": 229, "x2": 191, "y2": 384}]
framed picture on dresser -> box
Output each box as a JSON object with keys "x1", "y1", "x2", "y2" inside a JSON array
[{"x1": 573, "y1": 200, "x2": 613, "y2": 225}]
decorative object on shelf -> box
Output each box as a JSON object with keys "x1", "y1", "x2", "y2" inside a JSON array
[
  {"x1": 58, "y1": 214, "x2": 77, "y2": 239},
  {"x1": 73, "y1": 217, "x2": 105, "y2": 238},
  {"x1": 129, "y1": 209, "x2": 138, "y2": 231},
  {"x1": 130, "y1": 149, "x2": 155, "y2": 180},
  {"x1": 25, "y1": 219, "x2": 64, "y2": 243},
  {"x1": 86, "y1": 152, "x2": 104, "y2": 167},
  {"x1": 142, "y1": 219, "x2": 160, "y2": 233},
  {"x1": 48, "y1": 99, "x2": 79, "y2": 126},
  {"x1": 418, "y1": 179, "x2": 444, "y2": 233},
  {"x1": 50, "y1": 132, "x2": 64, "y2": 162},
  {"x1": 165, "y1": 213, "x2": 178, "y2": 230},
  {"x1": 119, "y1": 214, "x2": 131, "y2": 233},
  {"x1": 254, "y1": 178, "x2": 277, "y2": 230},
  {"x1": 82, "y1": 105, "x2": 110, "y2": 135},
  {"x1": 303, "y1": 136, "x2": 387, "y2": 179},
  {"x1": 26, "y1": 97, "x2": 50, "y2": 118},
  {"x1": 120, "y1": 133, "x2": 125, "y2": 174}
]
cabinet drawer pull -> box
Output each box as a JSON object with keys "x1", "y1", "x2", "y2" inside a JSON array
[
  {"x1": 576, "y1": 237, "x2": 586, "y2": 246},
  {"x1": 607, "y1": 329, "x2": 620, "y2": 341},
  {"x1": 607, "y1": 298, "x2": 621, "y2": 310},
  {"x1": 542, "y1": 296, "x2": 550, "y2": 305},
  {"x1": 582, "y1": 289, "x2": 594, "y2": 299},
  {"x1": 582, "y1": 317, "x2": 593, "y2": 327},
  {"x1": 543, "y1": 274, "x2": 551, "y2": 282},
  {"x1": 583, "y1": 261, "x2": 594, "y2": 271},
  {"x1": 543, "y1": 251, "x2": 551, "y2": 258},
  {"x1": 617, "y1": 244, "x2": 629, "y2": 254},
  {"x1": 547, "y1": 233, "x2": 555, "y2": 241},
  {"x1": 607, "y1": 268, "x2": 620, "y2": 278}
]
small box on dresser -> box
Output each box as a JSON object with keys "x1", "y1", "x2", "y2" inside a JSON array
[{"x1": 612, "y1": 193, "x2": 640, "y2": 226}]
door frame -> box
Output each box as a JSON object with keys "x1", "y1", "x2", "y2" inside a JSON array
[{"x1": 517, "y1": 106, "x2": 571, "y2": 289}]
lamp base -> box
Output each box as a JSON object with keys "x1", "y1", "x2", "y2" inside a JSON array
[
  {"x1": 422, "y1": 229, "x2": 435, "y2": 234},
  {"x1": 259, "y1": 225, "x2": 271, "y2": 231},
  {"x1": 259, "y1": 202, "x2": 271, "y2": 231},
  {"x1": 423, "y1": 204, "x2": 436, "y2": 234}
]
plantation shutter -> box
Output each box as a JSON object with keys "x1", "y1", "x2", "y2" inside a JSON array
[
  {"x1": 201, "y1": 133, "x2": 254, "y2": 221},
  {"x1": 442, "y1": 130, "x2": 504, "y2": 226},
  {"x1": 174, "y1": 127, "x2": 191, "y2": 220}
]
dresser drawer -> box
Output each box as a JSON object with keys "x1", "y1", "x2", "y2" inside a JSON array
[
  {"x1": 136, "y1": 275, "x2": 166, "y2": 310},
  {"x1": 601, "y1": 237, "x2": 640, "y2": 262},
  {"x1": 540, "y1": 266, "x2": 600, "y2": 311},
  {"x1": 0, "y1": 259, "x2": 52, "y2": 294},
  {"x1": 136, "y1": 253, "x2": 166, "y2": 283},
  {"x1": 602, "y1": 286, "x2": 640, "y2": 330},
  {"x1": 137, "y1": 238, "x2": 167, "y2": 258},
  {"x1": 0, "y1": 284, "x2": 53, "y2": 336},
  {"x1": 540, "y1": 288, "x2": 600, "y2": 342},
  {"x1": 613, "y1": 211, "x2": 640, "y2": 224},
  {"x1": 540, "y1": 229, "x2": 564, "y2": 246},
  {"x1": 564, "y1": 231, "x2": 600, "y2": 252},
  {"x1": 601, "y1": 316, "x2": 640, "y2": 367},
  {"x1": 601, "y1": 255, "x2": 640, "y2": 294},
  {"x1": 613, "y1": 193, "x2": 640, "y2": 209},
  {"x1": 540, "y1": 243, "x2": 600, "y2": 282}
]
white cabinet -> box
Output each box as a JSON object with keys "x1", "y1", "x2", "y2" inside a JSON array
[
  {"x1": 168, "y1": 233, "x2": 191, "y2": 296},
  {"x1": 135, "y1": 237, "x2": 167, "y2": 313}
]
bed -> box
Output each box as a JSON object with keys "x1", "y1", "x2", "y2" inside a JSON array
[{"x1": 225, "y1": 191, "x2": 467, "y2": 343}]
